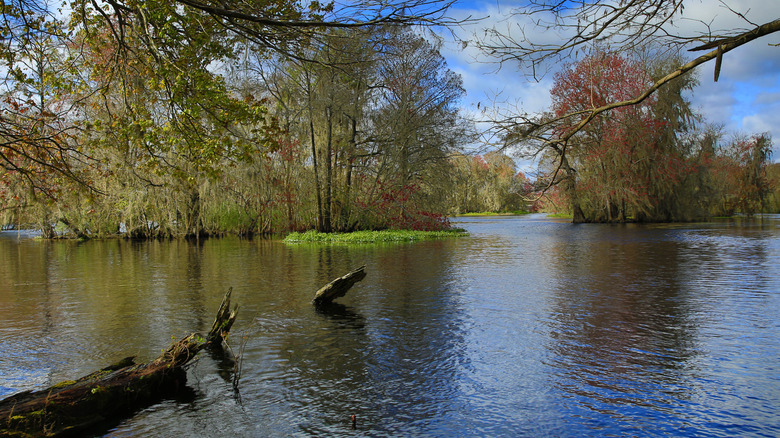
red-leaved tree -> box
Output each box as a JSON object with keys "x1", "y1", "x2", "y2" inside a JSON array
[{"x1": 548, "y1": 51, "x2": 693, "y2": 222}]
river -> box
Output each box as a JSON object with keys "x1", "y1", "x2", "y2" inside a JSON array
[{"x1": 1, "y1": 214, "x2": 779, "y2": 437}]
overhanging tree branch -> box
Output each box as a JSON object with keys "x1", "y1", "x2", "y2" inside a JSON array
[
  {"x1": 493, "y1": 16, "x2": 780, "y2": 215},
  {"x1": 507, "y1": 18, "x2": 780, "y2": 150},
  {"x1": 173, "y1": 0, "x2": 455, "y2": 29}
]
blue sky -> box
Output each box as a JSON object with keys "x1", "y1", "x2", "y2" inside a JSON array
[{"x1": 435, "y1": 0, "x2": 780, "y2": 168}]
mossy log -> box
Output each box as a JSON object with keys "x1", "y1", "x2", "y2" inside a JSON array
[
  {"x1": 0, "y1": 288, "x2": 238, "y2": 438},
  {"x1": 312, "y1": 265, "x2": 367, "y2": 305}
]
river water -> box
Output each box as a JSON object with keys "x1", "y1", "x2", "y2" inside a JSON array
[{"x1": 1, "y1": 214, "x2": 779, "y2": 437}]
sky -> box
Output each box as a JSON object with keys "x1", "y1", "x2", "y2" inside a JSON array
[{"x1": 435, "y1": 0, "x2": 780, "y2": 170}]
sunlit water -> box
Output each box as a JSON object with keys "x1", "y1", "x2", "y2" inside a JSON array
[{"x1": 1, "y1": 215, "x2": 779, "y2": 437}]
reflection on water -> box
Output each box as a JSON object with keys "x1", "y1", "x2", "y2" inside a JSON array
[
  {"x1": 1, "y1": 216, "x2": 779, "y2": 437},
  {"x1": 543, "y1": 226, "x2": 703, "y2": 436}
]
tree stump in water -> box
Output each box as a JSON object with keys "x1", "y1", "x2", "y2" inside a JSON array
[
  {"x1": 0, "y1": 288, "x2": 238, "y2": 438},
  {"x1": 313, "y1": 265, "x2": 367, "y2": 305}
]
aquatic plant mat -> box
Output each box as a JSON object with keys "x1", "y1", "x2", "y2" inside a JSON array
[{"x1": 283, "y1": 229, "x2": 467, "y2": 243}]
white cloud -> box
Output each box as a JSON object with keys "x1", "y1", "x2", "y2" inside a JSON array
[
  {"x1": 742, "y1": 114, "x2": 775, "y2": 133},
  {"x1": 439, "y1": 3, "x2": 561, "y2": 124}
]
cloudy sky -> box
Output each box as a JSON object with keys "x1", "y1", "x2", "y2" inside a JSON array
[{"x1": 435, "y1": 0, "x2": 780, "y2": 169}]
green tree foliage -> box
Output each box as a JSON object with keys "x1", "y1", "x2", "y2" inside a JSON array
[
  {"x1": 450, "y1": 152, "x2": 530, "y2": 214},
  {"x1": 249, "y1": 26, "x2": 469, "y2": 233},
  {"x1": 2, "y1": 0, "x2": 475, "y2": 237},
  {"x1": 1, "y1": 1, "x2": 475, "y2": 236},
  {"x1": 65, "y1": 3, "x2": 277, "y2": 238},
  {"x1": 367, "y1": 26, "x2": 469, "y2": 228},
  {"x1": 766, "y1": 163, "x2": 780, "y2": 214},
  {"x1": 0, "y1": 3, "x2": 95, "y2": 236}
]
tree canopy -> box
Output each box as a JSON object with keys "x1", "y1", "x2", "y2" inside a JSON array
[
  {"x1": 1, "y1": 0, "x2": 478, "y2": 236},
  {"x1": 476, "y1": 0, "x2": 778, "y2": 222},
  {"x1": 1, "y1": 0, "x2": 778, "y2": 234}
]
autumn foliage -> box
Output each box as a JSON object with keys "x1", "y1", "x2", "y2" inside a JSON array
[{"x1": 542, "y1": 51, "x2": 775, "y2": 222}]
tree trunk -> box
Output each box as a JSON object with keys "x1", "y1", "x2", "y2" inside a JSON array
[
  {"x1": 571, "y1": 196, "x2": 587, "y2": 224},
  {"x1": 184, "y1": 189, "x2": 202, "y2": 238},
  {"x1": 341, "y1": 115, "x2": 358, "y2": 231},
  {"x1": 309, "y1": 115, "x2": 324, "y2": 232},
  {"x1": 559, "y1": 154, "x2": 587, "y2": 223},
  {"x1": 305, "y1": 70, "x2": 324, "y2": 232},
  {"x1": 58, "y1": 217, "x2": 89, "y2": 240},
  {"x1": 323, "y1": 105, "x2": 333, "y2": 233},
  {"x1": 0, "y1": 289, "x2": 238, "y2": 438}
]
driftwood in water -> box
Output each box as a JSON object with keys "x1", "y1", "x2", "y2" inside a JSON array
[
  {"x1": 313, "y1": 265, "x2": 367, "y2": 305},
  {"x1": 0, "y1": 288, "x2": 238, "y2": 438}
]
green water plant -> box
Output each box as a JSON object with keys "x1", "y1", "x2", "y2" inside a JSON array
[
  {"x1": 283, "y1": 229, "x2": 467, "y2": 243},
  {"x1": 457, "y1": 211, "x2": 530, "y2": 217},
  {"x1": 546, "y1": 213, "x2": 573, "y2": 219}
]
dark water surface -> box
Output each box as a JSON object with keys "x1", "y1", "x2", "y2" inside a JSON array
[{"x1": 1, "y1": 215, "x2": 779, "y2": 437}]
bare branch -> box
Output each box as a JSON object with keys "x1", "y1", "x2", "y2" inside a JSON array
[
  {"x1": 174, "y1": 0, "x2": 457, "y2": 29},
  {"x1": 476, "y1": 0, "x2": 690, "y2": 79},
  {"x1": 504, "y1": 18, "x2": 780, "y2": 147}
]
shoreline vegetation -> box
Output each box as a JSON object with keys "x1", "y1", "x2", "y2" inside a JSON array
[
  {"x1": 456, "y1": 211, "x2": 531, "y2": 217},
  {"x1": 546, "y1": 213, "x2": 574, "y2": 219},
  {"x1": 4, "y1": 212, "x2": 776, "y2": 242},
  {"x1": 283, "y1": 229, "x2": 468, "y2": 243},
  {"x1": 0, "y1": 225, "x2": 470, "y2": 242}
]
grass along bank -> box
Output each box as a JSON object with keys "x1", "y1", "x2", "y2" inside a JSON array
[{"x1": 283, "y1": 229, "x2": 468, "y2": 243}]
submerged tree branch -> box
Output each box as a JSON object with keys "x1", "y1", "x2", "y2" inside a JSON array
[{"x1": 0, "y1": 288, "x2": 239, "y2": 438}]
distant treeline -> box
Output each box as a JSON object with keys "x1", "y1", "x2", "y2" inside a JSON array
[{"x1": 537, "y1": 132, "x2": 780, "y2": 222}]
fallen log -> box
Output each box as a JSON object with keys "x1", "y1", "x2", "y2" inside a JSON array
[
  {"x1": 0, "y1": 288, "x2": 238, "y2": 438},
  {"x1": 312, "y1": 265, "x2": 367, "y2": 305}
]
